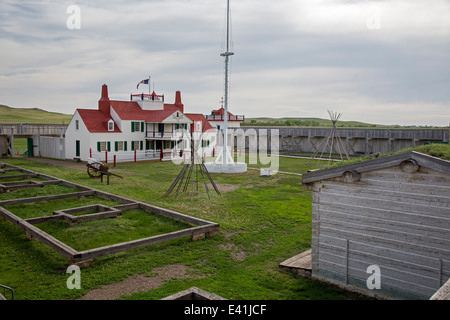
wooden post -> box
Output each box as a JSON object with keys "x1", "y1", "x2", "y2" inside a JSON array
[
  {"x1": 345, "y1": 239, "x2": 349, "y2": 284},
  {"x1": 191, "y1": 233, "x2": 205, "y2": 241},
  {"x1": 90, "y1": 148, "x2": 92, "y2": 158},
  {"x1": 134, "y1": 149, "x2": 137, "y2": 162},
  {"x1": 114, "y1": 155, "x2": 116, "y2": 167},
  {"x1": 105, "y1": 151, "x2": 108, "y2": 164}
]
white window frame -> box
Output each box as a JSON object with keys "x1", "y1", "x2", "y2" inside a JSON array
[{"x1": 108, "y1": 120, "x2": 114, "y2": 131}]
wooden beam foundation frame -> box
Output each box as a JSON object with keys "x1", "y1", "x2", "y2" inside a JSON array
[
  {"x1": 52, "y1": 204, "x2": 123, "y2": 224},
  {"x1": 0, "y1": 163, "x2": 220, "y2": 266},
  {"x1": 0, "y1": 180, "x2": 44, "y2": 193}
]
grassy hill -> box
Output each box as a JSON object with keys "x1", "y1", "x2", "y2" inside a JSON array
[
  {"x1": 242, "y1": 117, "x2": 444, "y2": 128},
  {"x1": 242, "y1": 117, "x2": 385, "y2": 128},
  {"x1": 0, "y1": 104, "x2": 72, "y2": 124}
]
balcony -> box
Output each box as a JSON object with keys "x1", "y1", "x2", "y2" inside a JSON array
[
  {"x1": 205, "y1": 114, "x2": 245, "y2": 121},
  {"x1": 146, "y1": 131, "x2": 187, "y2": 139},
  {"x1": 131, "y1": 93, "x2": 165, "y2": 102}
]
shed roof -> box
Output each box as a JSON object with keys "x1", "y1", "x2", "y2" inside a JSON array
[{"x1": 302, "y1": 151, "x2": 450, "y2": 185}]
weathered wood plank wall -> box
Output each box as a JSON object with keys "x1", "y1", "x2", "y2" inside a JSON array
[{"x1": 310, "y1": 166, "x2": 450, "y2": 299}]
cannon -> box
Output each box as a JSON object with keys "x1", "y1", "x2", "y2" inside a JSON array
[{"x1": 86, "y1": 158, "x2": 123, "y2": 180}]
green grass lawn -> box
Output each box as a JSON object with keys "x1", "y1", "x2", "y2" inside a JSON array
[{"x1": 0, "y1": 156, "x2": 366, "y2": 300}]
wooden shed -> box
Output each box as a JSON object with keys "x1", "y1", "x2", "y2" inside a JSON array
[{"x1": 302, "y1": 151, "x2": 450, "y2": 299}]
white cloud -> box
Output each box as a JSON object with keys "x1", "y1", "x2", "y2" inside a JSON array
[
  {"x1": 286, "y1": 0, "x2": 450, "y2": 37},
  {"x1": 0, "y1": 0, "x2": 449, "y2": 126}
]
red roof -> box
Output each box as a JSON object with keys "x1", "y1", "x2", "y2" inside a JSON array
[
  {"x1": 110, "y1": 100, "x2": 182, "y2": 123},
  {"x1": 164, "y1": 103, "x2": 184, "y2": 113},
  {"x1": 146, "y1": 109, "x2": 180, "y2": 123},
  {"x1": 110, "y1": 101, "x2": 147, "y2": 120},
  {"x1": 76, "y1": 90, "x2": 214, "y2": 132},
  {"x1": 185, "y1": 113, "x2": 215, "y2": 132},
  {"x1": 77, "y1": 109, "x2": 121, "y2": 133},
  {"x1": 212, "y1": 107, "x2": 233, "y2": 116}
]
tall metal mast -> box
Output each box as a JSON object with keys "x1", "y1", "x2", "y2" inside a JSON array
[
  {"x1": 206, "y1": 0, "x2": 246, "y2": 174},
  {"x1": 220, "y1": 0, "x2": 234, "y2": 165}
]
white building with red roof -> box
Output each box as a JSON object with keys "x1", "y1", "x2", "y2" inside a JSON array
[
  {"x1": 205, "y1": 104, "x2": 245, "y2": 131},
  {"x1": 65, "y1": 84, "x2": 215, "y2": 163}
]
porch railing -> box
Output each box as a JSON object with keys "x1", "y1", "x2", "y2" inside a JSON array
[{"x1": 205, "y1": 115, "x2": 245, "y2": 121}]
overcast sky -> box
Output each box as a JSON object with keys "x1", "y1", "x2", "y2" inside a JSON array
[{"x1": 0, "y1": 0, "x2": 449, "y2": 126}]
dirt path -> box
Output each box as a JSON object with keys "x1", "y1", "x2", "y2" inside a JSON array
[
  {"x1": 78, "y1": 264, "x2": 204, "y2": 300},
  {"x1": 16, "y1": 156, "x2": 87, "y2": 171}
]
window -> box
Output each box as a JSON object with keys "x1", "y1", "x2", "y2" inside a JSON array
[
  {"x1": 115, "y1": 141, "x2": 124, "y2": 151},
  {"x1": 75, "y1": 120, "x2": 79, "y2": 130},
  {"x1": 132, "y1": 141, "x2": 140, "y2": 151},
  {"x1": 108, "y1": 120, "x2": 114, "y2": 131},
  {"x1": 201, "y1": 140, "x2": 210, "y2": 147},
  {"x1": 97, "y1": 141, "x2": 107, "y2": 152},
  {"x1": 96, "y1": 141, "x2": 111, "y2": 152},
  {"x1": 131, "y1": 121, "x2": 143, "y2": 132}
]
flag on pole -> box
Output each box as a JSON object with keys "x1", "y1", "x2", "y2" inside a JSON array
[{"x1": 137, "y1": 79, "x2": 149, "y2": 89}]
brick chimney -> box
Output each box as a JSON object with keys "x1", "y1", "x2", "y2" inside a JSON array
[
  {"x1": 99, "y1": 84, "x2": 110, "y2": 115},
  {"x1": 174, "y1": 90, "x2": 184, "y2": 113}
]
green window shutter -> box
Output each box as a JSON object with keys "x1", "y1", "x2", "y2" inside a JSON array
[
  {"x1": 97, "y1": 141, "x2": 101, "y2": 152},
  {"x1": 131, "y1": 121, "x2": 135, "y2": 132},
  {"x1": 140, "y1": 141, "x2": 143, "y2": 150},
  {"x1": 131, "y1": 142, "x2": 134, "y2": 151},
  {"x1": 171, "y1": 141, "x2": 174, "y2": 149},
  {"x1": 141, "y1": 122, "x2": 144, "y2": 132},
  {"x1": 176, "y1": 124, "x2": 179, "y2": 130},
  {"x1": 107, "y1": 142, "x2": 111, "y2": 152},
  {"x1": 146, "y1": 140, "x2": 150, "y2": 150},
  {"x1": 124, "y1": 141, "x2": 127, "y2": 151},
  {"x1": 115, "y1": 141, "x2": 118, "y2": 152}
]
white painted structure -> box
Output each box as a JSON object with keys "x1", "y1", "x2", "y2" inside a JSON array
[
  {"x1": 204, "y1": 0, "x2": 246, "y2": 174},
  {"x1": 205, "y1": 106, "x2": 245, "y2": 131},
  {"x1": 65, "y1": 84, "x2": 216, "y2": 163}
]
